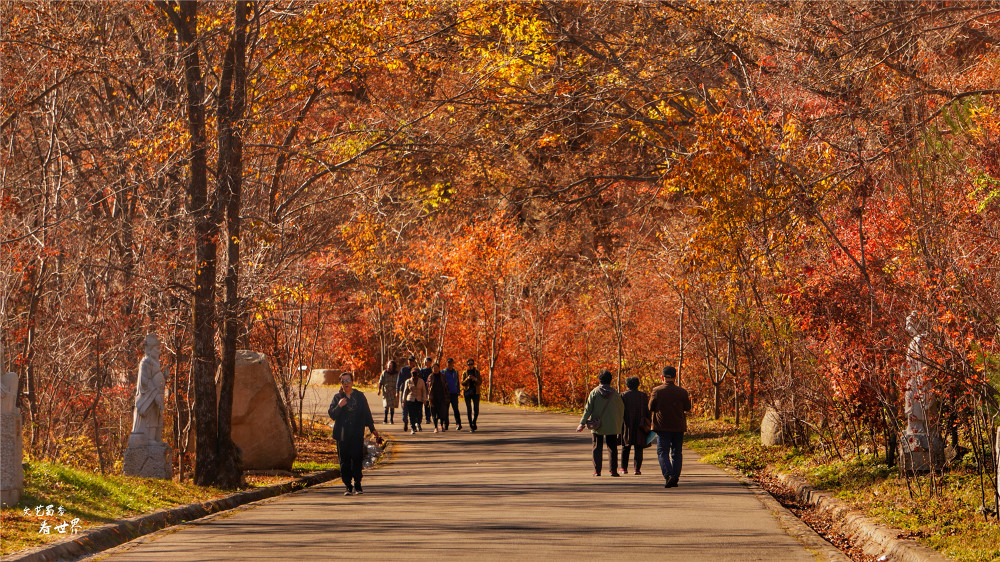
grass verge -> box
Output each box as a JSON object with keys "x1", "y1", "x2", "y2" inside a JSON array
[
  {"x1": 0, "y1": 462, "x2": 227, "y2": 556},
  {"x1": 685, "y1": 417, "x2": 1000, "y2": 562}
]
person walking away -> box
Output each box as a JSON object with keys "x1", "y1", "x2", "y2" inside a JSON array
[
  {"x1": 620, "y1": 376, "x2": 650, "y2": 475},
  {"x1": 328, "y1": 372, "x2": 381, "y2": 495},
  {"x1": 576, "y1": 370, "x2": 625, "y2": 476},
  {"x1": 649, "y1": 366, "x2": 692, "y2": 488},
  {"x1": 402, "y1": 366, "x2": 428, "y2": 434},
  {"x1": 461, "y1": 359, "x2": 483, "y2": 431},
  {"x1": 377, "y1": 360, "x2": 399, "y2": 424},
  {"x1": 397, "y1": 356, "x2": 415, "y2": 431},
  {"x1": 428, "y1": 361, "x2": 450, "y2": 432},
  {"x1": 444, "y1": 358, "x2": 463, "y2": 430},
  {"x1": 418, "y1": 357, "x2": 433, "y2": 425}
]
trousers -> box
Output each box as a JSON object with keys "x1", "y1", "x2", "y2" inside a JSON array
[
  {"x1": 655, "y1": 431, "x2": 684, "y2": 482},
  {"x1": 337, "y1": 439, "x2": 365, "y2": 490},
  {"x1": 592, "y1": 433, "x2": 619, "y2": 474}
]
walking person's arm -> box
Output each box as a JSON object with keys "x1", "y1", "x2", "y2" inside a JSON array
[
  {"x1": 328, "y1": 392, "x2": 345, "y2": 420},
  {"x1": 577, "y1": 393, "x2": 593, "y2": 432},
  {"x1": 360, "y1": 392, "x2": 380, "y2": 440}
]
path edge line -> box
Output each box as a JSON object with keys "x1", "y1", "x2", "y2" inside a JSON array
[
  {"x1": 773, "y1": 470, "x2": 950, "y2": 562},
  {"x1": 7, "y1": 440, "x2": 394, "y2": 562},
  {"x1": 721, "y1": 465, "x2": 848, "y2": 561}
]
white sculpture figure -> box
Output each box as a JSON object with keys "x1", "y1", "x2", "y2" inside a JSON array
[
  {"x1": 0, "y1": 372, "x2": 16, "y2": 414},
  {"x1": 901, "y1": 311, "x2": 943, "y2": 471},
  {"x1": 129, "y1": 334, "x2": 166, "y2": 447}
]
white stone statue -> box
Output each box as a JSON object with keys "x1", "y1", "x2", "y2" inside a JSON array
[
  {"x1": 129, "y1": 334, "x2": 166, "y2": 447},
  {"x1": 901, "y1": 311, "x2": 943, "y2": 471},
  {"x1": 0, "y1": 372, "x2": 16, "y2": 414}
]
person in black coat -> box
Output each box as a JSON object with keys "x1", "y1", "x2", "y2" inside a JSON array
[
  {"x1": 620, "y1": 376, "x2": 651, "y2": 475},
  {"x1": 328, "y1": 372, "x2": 381, "y2": 495}
]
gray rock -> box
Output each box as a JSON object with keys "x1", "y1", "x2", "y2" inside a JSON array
[
  {"x1": 224, "y1": 351, "x2": 296, "y2": 471},
  {"x1": 760, "y1": 407, "x2": 786, "y2": 446},
  {"x1": 308, "y1": 369, "x2": 340, "y2": 386}
]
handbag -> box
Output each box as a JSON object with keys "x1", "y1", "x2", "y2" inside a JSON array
[
  {"x1": 584, "y1": 393, "x2": 612, "y2": 430},
  {"x1": 644, "y1": 430, "x2": 657, "y2": 448}
]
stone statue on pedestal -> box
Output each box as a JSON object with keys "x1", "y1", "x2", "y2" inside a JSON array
[
  {"x1": 1, "y1": 371, "x2": 24, "y2": 506},
  {"x1": 123, "y1": 334, "x2": 172, "y2": 479},
  {"x1": 900, "y1": 311, "x2": 944, "y2": 472},
  {"x1": 129, "y1": 334, "x2": 166, "y2": 447}
]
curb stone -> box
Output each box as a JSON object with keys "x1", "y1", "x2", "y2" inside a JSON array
[
  {"x1": 7, "y1": 439, "x2": 392, "y2": 562},
  {"x1": 774, "y1": 470, "x2": 950, "y2": 562},
  {"x1": 722, "y1": 466, "x2": 849, "y2": 561}
]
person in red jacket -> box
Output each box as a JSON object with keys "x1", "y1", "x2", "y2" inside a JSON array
[{"x1": 648, "y1": 366, "x2": 691, "y2": 488}]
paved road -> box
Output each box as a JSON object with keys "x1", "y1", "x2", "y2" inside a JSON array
[{"x1": 94, "y1": 394, "x2": 840, "y2": 561}]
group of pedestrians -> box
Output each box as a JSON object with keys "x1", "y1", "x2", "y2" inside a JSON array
[
  {"x1": 328, "y1": 360, "x2": 689, "y2": 497},
  {"x1": 376, "y1": 355, "x2": 483, "y2": 435},
  {"x1": 577, "y1": 366, "x2": 691, "y2": 489}
]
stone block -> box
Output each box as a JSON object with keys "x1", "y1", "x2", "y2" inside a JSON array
[
  {"x1": 123, "y1": 442, "x2": 173, "y2": 479},
  {"x1": 899, "y1": 432, "x2": 945, "y2": 473},
  {"x1": 308, "y1": 369, "x2": 339, "y2": 386},
  {"x1": 224, "y1": 350, "x2": 296, "y2": 471},
  {"x1": 760, "y1": 407, "x2": 785, "y2": 446},
  {"x1": 1, "y1": 409, "x2": 23, "y2": 506}
]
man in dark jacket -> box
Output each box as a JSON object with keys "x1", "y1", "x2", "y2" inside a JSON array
[
  {"x1": 462, "y1": 359, "x2": 483, "y2": 431},
  {"x1": 648, "y1": 366, "x2": 691, "y2": 488},
  {"x1": 329, "y1": 372, "x2": 381, "y2": 495}
]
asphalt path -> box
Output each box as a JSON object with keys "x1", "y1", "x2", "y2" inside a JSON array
[{"x1": 93, "y1": 389, "x2": 839, "y2": 561}]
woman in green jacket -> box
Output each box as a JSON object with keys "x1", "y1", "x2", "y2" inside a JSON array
[{"x1": 576, "y1": 370, "x2": 625, "y2": 476}]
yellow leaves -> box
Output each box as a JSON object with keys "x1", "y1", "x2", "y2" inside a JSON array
[{"x1": 536, "y1": 133, "x2": 562, "y2": 148}]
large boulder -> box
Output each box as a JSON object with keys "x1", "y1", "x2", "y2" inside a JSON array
[
  {"x1": 222, "y1": 351, "x2": 296, "y2": 470},
  {"x1": 760, "y1": 407, "x2": 786, "y2": 446},
  {"x1": 308, "y1": 369, "x2": 340, "y2": 386}
]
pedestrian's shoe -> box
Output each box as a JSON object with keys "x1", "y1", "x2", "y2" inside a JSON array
[
  {"x1": 355, "y1": 485, "x2": 364, "y2": 495},
  {"x1": 611, "y1": 471, "x2": 621, "y2": 477},
  {"x1": 593, "y1": 472, "x2": 601, "y2": 477},
  {"x1": 666, "y1": 476, "x2": 678, "y2": 488},
  {"x1": 434, "y1": 428, "x2": 439, "y2": 433},
  {"x1": 634, "y1": 470, "x2": 642, "y2": 476},
  {"x1": 457, "y1": 425, "x2": 463, "y2": 431},
  {"x1": 403, "y1": 425, "x2": 409, "y2": 431},
  {"x1": 410, "y1": 429, "x2": 415, "y2": 435},
  {"x1": 621, "y1": 469, "x2": 628, "y2": 475},
  {"x1": 345, "y1": 487, "x2": 354, "y2": 495}
]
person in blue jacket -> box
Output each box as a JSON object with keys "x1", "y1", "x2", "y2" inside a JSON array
[{"x1": 443, "y1": 358, "x2": 463, "y2": 430}]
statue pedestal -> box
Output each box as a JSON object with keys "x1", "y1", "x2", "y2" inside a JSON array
[
  {"x1": 1, "y1": 409, "x2": 24, "y2": 506},
  {"x1": 123, "y1": 442, "x2": 173, "y2": 479},
  {"x1": 899, "y1": 432, "x2": 944, "y2": 473}
]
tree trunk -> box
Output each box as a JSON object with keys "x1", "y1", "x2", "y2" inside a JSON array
[
  {"x1": 535, "y1": 363, "x2": 543, "y2": 407},
  {"x1": 714, "y1": 382, "x2": 721, "y2": 420},
  {"x1": 215, "y1": 0, "x2": 251, "y2": 490},
  {"x1": 677, "y1": 294, "x2": 685, "y2": 386},
  {"x1": 161, "y1": 0, "x2": 219, "y2": 487}
]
